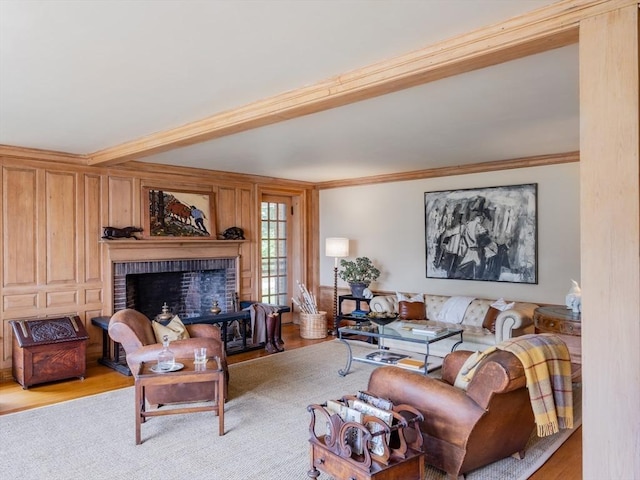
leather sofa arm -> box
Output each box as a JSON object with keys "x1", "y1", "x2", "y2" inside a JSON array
[
  {"x1": 441, "y1": 350, "x2": 475, "y2": 385},
  {"x1": 466, "y1": 351, "x2": 527, "y2": 408},
  {"x1": 186, "y1": 323, "x2": 222, "y2": 341},
  {"x1": 494, "y1": 302, "x2": 538, "y2": 342},
  {"x1": 367, "y1": 366, "x2": 485, "y2": 448}
]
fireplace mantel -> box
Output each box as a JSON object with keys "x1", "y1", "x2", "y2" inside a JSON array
[
  {"x1": 102, "y1": 239, "x2": 244, "y2": 262},
  {"x1": 102, "y1": 239, "x2": 244, "y2": 315}
]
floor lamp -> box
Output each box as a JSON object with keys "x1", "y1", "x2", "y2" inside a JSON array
[{"x1": 326, "y1": 237, "x2": 349, "y2": 335}]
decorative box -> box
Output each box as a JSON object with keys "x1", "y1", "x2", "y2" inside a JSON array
[{"x1": 10, "y1": 316, "x2": 89, "y2": 388}]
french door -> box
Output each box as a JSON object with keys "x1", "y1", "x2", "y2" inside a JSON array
[{"x1": 260, "y1": 195, "x2": 292, "y2": 307}]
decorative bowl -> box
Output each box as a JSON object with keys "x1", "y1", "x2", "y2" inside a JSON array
[{"x1": 366, "y1": 312, "x2": 399, "y2": 326}]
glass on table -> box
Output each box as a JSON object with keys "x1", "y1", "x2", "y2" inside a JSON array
[{"x1": 194, "y1": 347, "x2": 207, "y2": 364}]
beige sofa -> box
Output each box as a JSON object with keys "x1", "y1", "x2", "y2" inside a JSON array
[{"x1": 368, "y1": 293, "x2": 538, "y2": 358}]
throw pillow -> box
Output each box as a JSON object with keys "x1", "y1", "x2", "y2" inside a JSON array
[
  {"x1": 482, "y1": 307, "x2": 501, "y2": 333},
  {"x1": 398, "y1": 300, "x2": 426, "y2": 320},
  {"x1": 453, "y1": 351, "x2": 483, "y2": 390},
  {"x1": 152, "y1": 315, "x2": 190, "y2": 343},
  {"x1": 396, "y1": 292, "x2": 424, "y2": 302}
]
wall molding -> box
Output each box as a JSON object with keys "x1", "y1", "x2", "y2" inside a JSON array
[{"x1": 316, "y1": 151, "x2": 580, "y2": 189}]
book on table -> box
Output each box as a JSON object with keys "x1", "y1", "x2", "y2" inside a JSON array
[
  {"x1": 396, "y1": 357, "x2": 425, "y2": 370},
  {"x1": 365, "y1": 350, "x2": 409, "y2": 364},
  {"x1": 412, "y1": 325, "x2": 446, "y2": 336}
]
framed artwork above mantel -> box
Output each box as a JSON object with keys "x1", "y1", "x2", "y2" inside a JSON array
[{"x1": 142, "y1": 186, "x2": 216, "y2": 239}]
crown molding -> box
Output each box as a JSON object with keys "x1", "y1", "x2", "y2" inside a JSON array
[{"x1": 316, "y1": 151, "x2": 580, "y2": 189}]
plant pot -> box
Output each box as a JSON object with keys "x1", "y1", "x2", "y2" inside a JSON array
[{"x1": 349, "y1": 282, "x2": 368, "y2": 298}]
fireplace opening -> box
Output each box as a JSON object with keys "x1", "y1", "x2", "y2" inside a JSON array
[
  {"x1": 113, "y1": 258, "x2": 237, "y2": 321},
  {"x1": 127, "y1": 270, "x2": 228, "y2": 321}
]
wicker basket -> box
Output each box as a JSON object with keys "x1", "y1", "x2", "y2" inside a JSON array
[{"x1": 300, "y1": 311, "x2": 328, "y2": 339}]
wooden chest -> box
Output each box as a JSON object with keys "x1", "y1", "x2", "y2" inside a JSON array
[{"x1": 10, "y1": 316, "x2": 89, "y2": 389}]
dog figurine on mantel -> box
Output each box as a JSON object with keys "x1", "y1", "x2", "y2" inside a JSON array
[{"x1": 102, "y1": 226, "x2": 143, "y2": 240}]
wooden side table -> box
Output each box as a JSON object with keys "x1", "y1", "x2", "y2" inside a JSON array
[
  {"x1": 134, "y1": 357, "x2": 225, "y2": 444},
  {"x1": 533, "y1": 305, "x2": 581, "y2": 380}
]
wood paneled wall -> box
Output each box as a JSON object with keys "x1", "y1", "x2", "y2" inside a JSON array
[{"x1": 0, "y1": 156, "x2": 315, "y2": 376}]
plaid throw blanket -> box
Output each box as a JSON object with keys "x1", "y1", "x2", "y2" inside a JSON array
[{"x1": 463, "y1": 333, "x2": 573, "y2": 437}]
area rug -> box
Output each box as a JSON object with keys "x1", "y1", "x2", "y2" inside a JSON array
[{"x1": 0, "y1": 340, "x2": 581, "y2": 480}]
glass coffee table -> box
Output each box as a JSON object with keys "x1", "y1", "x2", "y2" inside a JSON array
[{"x1": 338, "y1": 322, "x2": 463, "y2": 376}]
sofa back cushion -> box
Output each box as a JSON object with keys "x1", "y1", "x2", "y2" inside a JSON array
[
  {"x1": 398, "y1": 301, "x2": 426, "y2": 320},
  {"x1": 426, "y1": 295, "x2": 492, "y2": 327},
  {"x1": 482, "y1": 307, "x2": 501, "y2": 333}
]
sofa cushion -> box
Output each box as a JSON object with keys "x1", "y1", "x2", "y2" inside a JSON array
[
  {"x1": 398, "y1": 301, "x2": 426, "y2": 320},
  {"x1": 396, "y1": 292, "x2": 424, "y2": 302},
  {"x1": 152, "y1": 315, "x2": 190, "y2": 342},
  {"x1": 482, "y1": 307, "x2": 501, "y2": 333}
]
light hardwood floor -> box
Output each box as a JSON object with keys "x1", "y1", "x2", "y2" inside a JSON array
[{"x1": 0, "y1": 323, "x2": 581, "y2": 479}]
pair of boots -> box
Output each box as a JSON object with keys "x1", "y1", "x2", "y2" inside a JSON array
[{"x1": 265, "y1": 313, "x2": 284, "y2": 354}]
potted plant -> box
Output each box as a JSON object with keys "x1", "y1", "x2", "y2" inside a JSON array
[{"x1": 338, "y1": 257, "x2": 381, "y2": 297}]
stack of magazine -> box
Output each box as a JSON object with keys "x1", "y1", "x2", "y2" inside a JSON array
[
  {"x1": 365, "y1": 350, "x2": 409, "y2": 364},
  {"x1": 325, "y1": 391, "x2": 394, "y2": 457}
]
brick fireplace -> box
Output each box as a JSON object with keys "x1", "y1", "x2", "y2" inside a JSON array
[
  {"x1": 113, "y1": 258, "x2": 237, "y2": 320},
  {"x1": 102, "y1": 239, "x2": 244, "y2": 318}
]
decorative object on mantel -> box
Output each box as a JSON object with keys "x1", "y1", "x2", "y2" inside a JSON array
[
  {"x1": 565, "y1": 279, "x2": 582, "y2": 314},
  {"x1": 155, "y1": 302, "x2": 173, "y2": 323},
  {"x1": 338, "y1": 256, "x2": 381, "y2": 298},
  {"x1": 210, "y1": 300, "x2": 222, "y2": 315},
  {"x1": 102, "y1": 226, "x2": 143, "y2": 240},
  {"x1": 325, "y1": 237, "x2": 350, "y2": 331},
  {"x1": 219, "y1": 226, "x2": 245, "y2": 240}
]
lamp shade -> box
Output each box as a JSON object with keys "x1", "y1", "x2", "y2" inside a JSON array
[{"x1": 325, "y1": 237, "x2": 349, "y2": 258}]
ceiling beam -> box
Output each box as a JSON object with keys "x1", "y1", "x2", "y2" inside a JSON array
[{"x1": 87, "y1": 0, "x2": 633, "y2": 167}]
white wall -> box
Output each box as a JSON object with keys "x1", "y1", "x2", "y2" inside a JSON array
[{"x1": 320, "y1": 163, "x2": 579, "y2": 305}]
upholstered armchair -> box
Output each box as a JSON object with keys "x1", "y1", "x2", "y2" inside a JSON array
[
  {"x1": 108, "y1": 308, "x2": 228, "y2": 404},
  {"x1": 367, "y1": 350, "x2": 535, "y2": 479}
]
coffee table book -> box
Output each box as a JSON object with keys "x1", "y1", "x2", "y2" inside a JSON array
[
  {"x1": 396, "y1": 358, "x2": 425, "y2": 371},
  {"x1": 364, "y1": 351, "x2": 409, "y2": 364}
]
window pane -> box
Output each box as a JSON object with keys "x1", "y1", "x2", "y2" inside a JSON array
[
  {"x1": 278, "y1": 239, "x2": 286, "y2": 256},
  {"x1": 278, "y1": 203, "x2": 286, "y2": 219}
]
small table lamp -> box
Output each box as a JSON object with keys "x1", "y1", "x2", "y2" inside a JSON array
[{"x1": 326, "y1": 237, "x2": 349, "y2": 335}]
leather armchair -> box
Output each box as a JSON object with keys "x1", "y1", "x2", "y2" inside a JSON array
[
  {"x1": 108, "y1": 308, "x2": 229, "y2": 404},
  {"x1": 367, "y1": 350, "x2": 535, "y2": 479}
]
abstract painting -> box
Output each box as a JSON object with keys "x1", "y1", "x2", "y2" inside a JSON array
[{"x1": 425, "y1": 184, "x2": 537, "y2": 283}]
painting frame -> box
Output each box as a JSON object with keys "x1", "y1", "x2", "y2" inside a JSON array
[
  {"x1": 424, "y1": 183, "x2": 537, "y2": 284},
  {"x1": 142, "y1": 186, "x2": 216, "y2": 239}
]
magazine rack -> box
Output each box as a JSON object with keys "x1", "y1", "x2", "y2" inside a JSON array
[{"x1": 307, "y1": 394, "x2": 424, "y2": 480}]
